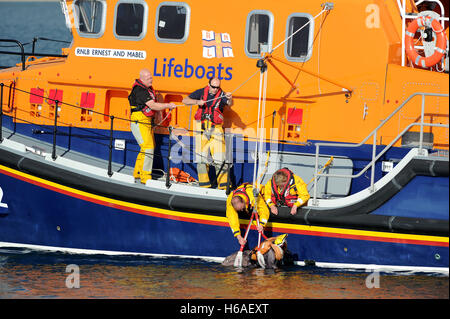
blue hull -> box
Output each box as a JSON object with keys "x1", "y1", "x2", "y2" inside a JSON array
[{"x1": 0, "y1": 164, "x2": 448, "y2": 271}]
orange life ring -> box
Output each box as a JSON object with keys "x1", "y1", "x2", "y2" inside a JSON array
[{"x1": 405, "y1": 15, "x2": 447, "y2": 68}]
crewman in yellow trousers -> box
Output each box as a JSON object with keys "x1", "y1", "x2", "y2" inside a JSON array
[
  {"x1": 183, "y1": 77, "x2": 232, "y2": 189},
  {"x1": 226, "y1": 183, "x2": 270, "y2": 246},
  {"x1": 128, "y1": 69, "x2": 176, "y2": 184}
]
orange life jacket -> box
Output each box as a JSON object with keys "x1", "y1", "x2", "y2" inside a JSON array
[
  {"x1": 271, "y1": 168, "x2": 298, "y2": 207},
  {"x1": 193, "y1": 86, "x2": 224, "y2": 126},
  {"x1": 169, "y1": 167, "x2": 196, "y2": 184},
  {"x1": 251, "y1": 237, "x2": 284, "y2": 261}
]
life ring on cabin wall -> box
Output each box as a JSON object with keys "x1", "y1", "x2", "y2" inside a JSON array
[{"x1": 405, "y1": 15, "x2": 447, "y2": 68}]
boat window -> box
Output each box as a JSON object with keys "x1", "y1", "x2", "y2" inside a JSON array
[
  {"x1": 155, "y1": 2, "x2": 190, "y2": 43},
  {"x1": 245, "y1": 11, "x2": 274, "y2": 58},
  {"x1": 285, "y1": 13, "x2": 314, "y2": 62},
  {"x1": 114, "y1": 0, "x2": 148, "y2": 40},
  {"x1": 73, "y1": 0, "x2": 106, "y2": 38}
]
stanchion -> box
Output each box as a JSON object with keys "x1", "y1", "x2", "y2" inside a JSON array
[
  {"x1": 0, "y1": 83, "x2": 3, "y2": 142},
  {"x1": 51, "y1": 100, "x2": 59, "y2": 160},
  {"x1": 165, "y1": 126, "x2": 173, "y2": 189},
  {"x1": 108, "y1": 115, "x2": 114, "y2": 177}
]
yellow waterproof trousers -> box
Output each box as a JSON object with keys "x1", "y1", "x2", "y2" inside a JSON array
[
  {"x1": 131, "y1": 111, "x2": 155, "y2": 184},
  {"x1": 194, "y1": 121, "x2": 228, "y2": 189}
]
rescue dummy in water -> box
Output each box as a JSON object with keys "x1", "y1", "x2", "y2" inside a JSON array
[{"x1": 222, "y1": 234, "x2": 294, "y2": 269}]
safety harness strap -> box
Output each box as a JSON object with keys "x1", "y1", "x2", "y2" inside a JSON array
[{"x1": 200, "y1": 86, "x2": 223, "y2": 129}]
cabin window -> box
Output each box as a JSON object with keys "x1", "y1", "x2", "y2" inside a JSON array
[
  {"x1": 114, "y1": 1, "x2": 148, "y2": 40},
  {"x1": 73, "y1": 0, "x2": 106, "y2": 38},
  {"x1": 245, "y1": 11, "x2": 274, "y2": 58},
  {"x1": 285, "y1": 13, "x2": 314, "y2": 62},
  {"x1": 155, "y1": 2, "x2": 190, "y2": 43}
]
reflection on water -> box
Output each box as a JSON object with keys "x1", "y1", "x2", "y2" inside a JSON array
[{"x1": 0, "y1": 248, "x2": 448, "y2": 299}]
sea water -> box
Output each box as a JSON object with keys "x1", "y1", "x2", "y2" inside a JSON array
[
  {"x1": 0, "y1": 1, "x2": 72, "y2": 68},
  {"x1": 0, "y1": 0, "x2": 448, "y2": 302},
  {"x1": 0, "y1": 247, "x2": 448, "y2": 299}
]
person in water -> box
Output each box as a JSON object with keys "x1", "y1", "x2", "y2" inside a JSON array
[
  {"x1": 128, "y1": 69, "x2": 176, "y2": 184},
  {"x1": 263, "y1": 168, "x2": 310, "y2": 216},
  {"x1": 182, "y1": 77, "x2": 232, "y2": 189},
  {"x1": 226, "y1": 183, "x2": 270, "y2": 246}
]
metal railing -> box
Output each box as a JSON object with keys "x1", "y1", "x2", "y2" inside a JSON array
[
  {"x1": 311, "y1": 92, "x2": 449, "y2": 205},
  {"x1": 0, "y1": 82, "x2": 280, "y2": 194},
  {"x1": 0, "y1": 40, "x2": 26, "y2": 71},
  {"x1": 0, "y1": 38, "x2": 68, "y2": 71},
  {"x1": 0, "y1": 83, "x2": 123, "y2": 178}
]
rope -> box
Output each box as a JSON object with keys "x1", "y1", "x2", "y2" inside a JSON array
[
  {"x1": 157, "y1": 69, "x2": 261, "y2": 127},
  {"x1": 252, "y1": 70, "x2": 265, "y2": 191},
  {"x1": 154, "y1": 108, "x2": 173, "y2": 126},
  {"x1": 270, "y1": 8, "x2": 327, "y2": 54},
  {"x1": 250, "y1": 66, "x2": 269, "y2": 217},
  {"x1": 0, "y1": 41, "x2": 32, "y2": 48},
  {"x1": 256, "y1": 67, "x2": 268, "y2": 191},
  {"x1": 317, "y1": 12, "x2": 324, "y2": 94},
  {"x1": 196, "y1": 69, "x2": 261, "y2": 105},
  {"x1": 246, "y1": 6, "x2": 330, "y2": 211},
  {"x1": 35, "y1": 37, "x2": 71, "y2": 44},
  {"x1": 229, "y1": 69, "x2": 261, "y2": 95}
]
